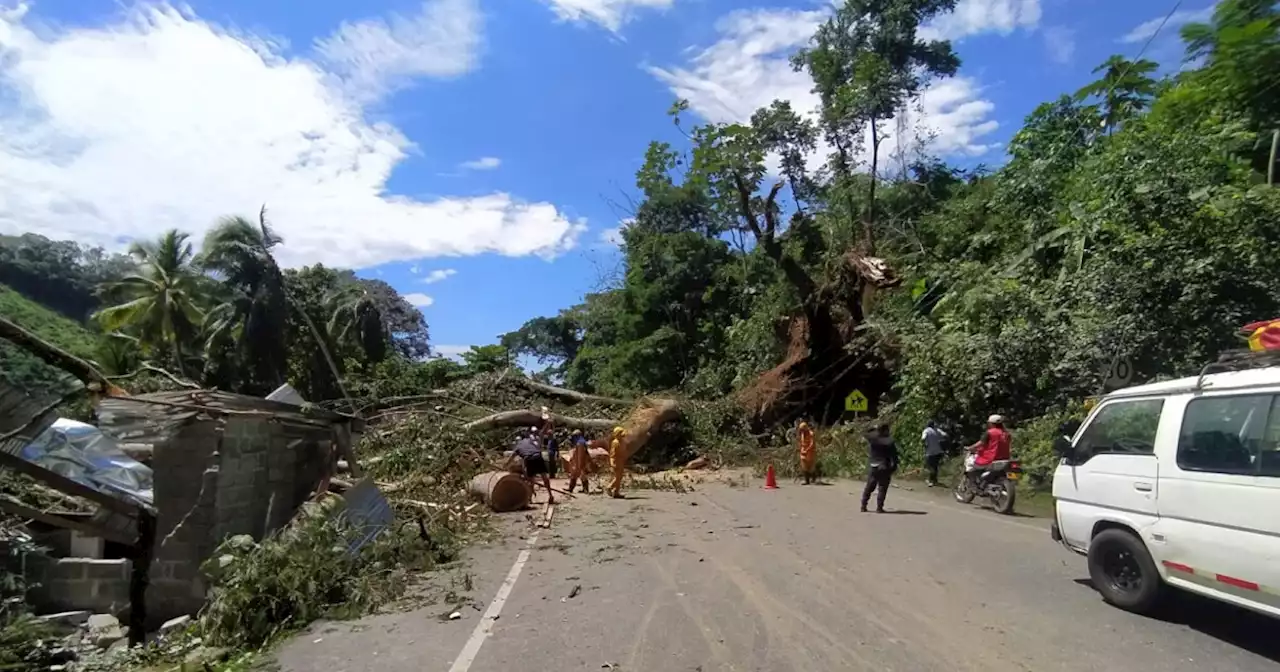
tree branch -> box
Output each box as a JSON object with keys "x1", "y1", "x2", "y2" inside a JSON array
[{"x1": 0, "y1": 316, "x2": 124, "y2": 395}]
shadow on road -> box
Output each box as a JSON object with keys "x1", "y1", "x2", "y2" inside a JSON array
[
  {"x1": 881, "y1": 510, "x2": 927, "y2": 516},
  {"x1": 1072, "y1": 579, "x2": 1280, "y2": 663}
]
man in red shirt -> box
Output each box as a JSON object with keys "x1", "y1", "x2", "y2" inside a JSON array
[{"x1": 969, "y1": 414, "x2": 1011, "y2": 467}]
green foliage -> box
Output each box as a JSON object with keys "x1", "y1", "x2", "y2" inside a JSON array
[
  {"x1": 199, "y1": 510, "x2": 452, "y2": 650},
  {"x1": 460, "y1": 344, "x2": 512, "y2": 374},
  {"x1": 0, "y1": 285, "x2": 102, "y2": 397}
]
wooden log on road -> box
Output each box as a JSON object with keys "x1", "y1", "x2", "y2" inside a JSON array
[{"x1": 468, "y1": 471, "x2": 532, "y2": 512}]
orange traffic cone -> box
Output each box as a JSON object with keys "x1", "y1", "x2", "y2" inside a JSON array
[{"x1": 764, "y1": 464, "x2": 778, "y2": 490}]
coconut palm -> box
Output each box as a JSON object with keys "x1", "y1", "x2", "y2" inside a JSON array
[
  {"x1": 197, "y1": 208, "x2": 289, "y2": 394},
  {"x1": 326, "y1": 284, "x2": 389, "y2": 364},
  {"x1": 93, "y1": 230, "x2": 207, "y2": 376}
]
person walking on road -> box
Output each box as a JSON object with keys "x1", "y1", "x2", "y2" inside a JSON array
[
  {"x1": 566, "y1": 429, "x2": 592, "y2": 494},
  {"x1": 514, "y1": 429, "x2": 555, "y2": 504},
  {"x1": 797, "y1": 421, "x2": 817, "y2": 484},
  {"x1": 861, "y1": 423, "x2": 899, "y2": 513},
  {"x1": 608, "y1": 426, "x2": 628, "y2": 499},
  {"x1": 921, "y1": 420, "x2": 948, "y2": 487}
]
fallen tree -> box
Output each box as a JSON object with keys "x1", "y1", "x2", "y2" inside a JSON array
[
  {"x1": 508, "y1": 377, "x2": 633, "y2": 406},
  {"x1": 463, "y1": 409, "x2": 616, "y2": 432}
]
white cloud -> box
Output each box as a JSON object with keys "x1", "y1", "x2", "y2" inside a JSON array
[
  {"x1": 598, "y1": 217, "x2": 632, "y2": 246},
  {"x1": 1043, "y1": 26, "x2": 1075, "y2": 64},
  {"x1": 459, "y1": 156, "x2": 501, "y2": 171},
  {"x1": 647, "y1": 6, "x2": 1003, "y2": 170},
  {"x1": 920, "y1": 0, "x2": 1042, "y2": 41},
  {"x1": 0, "y1": 3, "x2": 587, "y2": 270},
  {"x1": 1120, "y1": 6, "x2": 1214, "y2": 44},
  {"x1": 315, "y1": 0, "x2": 483, "y2": 102},
  {"x1": 409, "y1": 264, "x2": 421, "y2": 274},
  {"x1": 421, "y1": 268, "x2": 457, "y2": 283},
  {"x1": 403, "y1": 292, "x2": 435, "y2": 307},
  {"x1": 541, "y1": 0, "x2": 675, "y2": 32}
]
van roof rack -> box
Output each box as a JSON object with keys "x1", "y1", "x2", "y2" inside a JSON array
[{"x1": 1195, "y1": 349, "x2": 1280, "y2": 389}]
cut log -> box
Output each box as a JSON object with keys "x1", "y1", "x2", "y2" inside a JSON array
[
  {"x1": 463, "y1": 409, "x2": 616, "y2": 433},
  {"x1": 509, "y1": 378, "x2": 633, "y2": 406},
  {"x1": 469, "y1": 471, "x2": 532, "y2": 512},
  {"x1": 618, "y1": 399, "x2": 682, "y2": 462}
]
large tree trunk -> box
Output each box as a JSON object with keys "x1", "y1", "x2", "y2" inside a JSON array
[
  {"x1": 464, "y1": 410, "x2": 616, "y2": 432},
  {"x1": 509, "y1": 377, "x2": 632, "y2": 406}
]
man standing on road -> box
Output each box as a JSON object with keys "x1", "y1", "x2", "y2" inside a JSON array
[
  {"x1": 797, "y1": 421, "x2": 817, "y2": 484},
  {"x1": 608, "y1": 426, "x2": 628, "y2": 499},
  {"x1": 861, "y1": 423, "x2": 899, "y2": 513},
  {"x1": 566, "y1": 429, "x2": 591, "y2": 494},
  {"x1": 514, "y1": 429, "x2": 555, "y2": 504},
  {"x1": 921, "y1": 420, "x2": 948, "y2": 487}
]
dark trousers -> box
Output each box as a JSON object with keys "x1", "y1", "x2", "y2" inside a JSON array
[
  {"x1": 547, "y1": 452, "x2": 559, "y2": 479},
  {"x1": 861, "y1": 466, "x2": 892, "y2": 510},
  {"x1": 925, "y1": 453, "x2": 943, "y2": 484}
]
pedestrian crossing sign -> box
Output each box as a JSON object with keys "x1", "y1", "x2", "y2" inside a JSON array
[{"x1": 844, "y1": 390, "x2": 868, "y2": 413}]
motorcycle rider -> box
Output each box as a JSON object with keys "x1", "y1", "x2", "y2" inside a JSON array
[{"x1": 965, "y1": 414, "x2": 1011, "y2": 485}]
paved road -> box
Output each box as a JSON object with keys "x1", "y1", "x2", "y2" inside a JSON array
[{"x1": 276, "y1": 477, "x2": 1280, "y2": 671}]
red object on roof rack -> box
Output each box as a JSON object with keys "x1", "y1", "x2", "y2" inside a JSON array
[{"x1": 1242, "y1": 319, "x2": 1280, "y2": 352}]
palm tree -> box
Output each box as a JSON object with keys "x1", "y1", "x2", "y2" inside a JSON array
[
  {"x1": 326, "y1": 284, "x2": 389, "y2": 364},
  {"x1": 1074, "y1": 55, "x2": 1160, "y2": 134},
  {"x1": 94, "y1": 230, "x2": 207, "y2": 376},
  {"x1": 197, "y1": 208, "x2": 289, "y2": 394}
]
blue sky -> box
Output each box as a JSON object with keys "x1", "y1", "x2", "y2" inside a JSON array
[{"x1": 0, "y1": 0, "x2": 1213, "y2": 359}]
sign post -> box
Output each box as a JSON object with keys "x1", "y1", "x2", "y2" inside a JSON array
[{"x1": 844, "y1": 390, "x2": 868, "y2": 414}]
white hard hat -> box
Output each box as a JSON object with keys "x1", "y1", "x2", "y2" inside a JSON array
[
  {"x1": 529, "y1": 426, "x2": 540, "y2": 433},
  {"x1": 988, "y1": 414, "x2": 1004, "y2": 424}
]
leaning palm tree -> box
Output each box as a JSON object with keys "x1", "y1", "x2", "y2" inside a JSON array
[
  {"x1": 326, "y1": 284, "x2": 389, "y2": 364},
  {"x1": 197, "y1": 208, "x2": 290, "y2": 395},
  {"x1": 93, "y1": 230, "x2": 207, "y2": 377}
]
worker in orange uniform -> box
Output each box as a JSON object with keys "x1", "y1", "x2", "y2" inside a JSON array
[
  {"x1": 798, "y1": 420, "x2": 817, "y2": 484},
  {"x1": 566, "y1": 429, "x2": 592, "y2": 494},
  {"x1": 608, "y1": 426, "x2": 628, "y2": 499}
]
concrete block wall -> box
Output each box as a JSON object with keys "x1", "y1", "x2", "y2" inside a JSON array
[
  {"x1": 27, "y1": 557, "x2": 131, "y2": 614},
  {"x1": 148, "y1": 418, "x2": 222, "y2": 624}
]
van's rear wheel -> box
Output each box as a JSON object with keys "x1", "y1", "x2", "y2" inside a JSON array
[{"x1": 1087, "y1": 529, "x2": 1163, "y2": 614}]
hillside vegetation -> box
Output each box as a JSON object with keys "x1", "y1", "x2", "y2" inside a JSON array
[{"x1": 0, "y1": 284, "x2": 101, "y2": 397}]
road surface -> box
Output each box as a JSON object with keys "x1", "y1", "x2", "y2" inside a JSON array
[{"x1": 275, "y1": 476, "x2": 1280, "y2": 671}]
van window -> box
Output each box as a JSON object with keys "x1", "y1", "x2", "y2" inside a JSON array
[
  {"x1": 1075, "y1": 399, "x2": 1165, "y2": 462},
  {"x1": 1178, "y1": 394, "x2": 1280, "y2": 476}
]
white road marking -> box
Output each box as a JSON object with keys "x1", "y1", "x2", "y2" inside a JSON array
[{"x1": 447, "y1": 530, "x2": 541, "y2": 672}]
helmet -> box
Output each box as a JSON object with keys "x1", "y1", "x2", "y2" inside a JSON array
[
  {"x1": 571, "y1": 428, "x2": 583, "y2": 436},
  {"x1": 529, "y1": 426, "x2": 540, "y2": 434},
  {"x1": 987, "y1": 414, "x2": 1004, "y2": 425}
]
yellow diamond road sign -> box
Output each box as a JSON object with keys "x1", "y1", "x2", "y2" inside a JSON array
[{"x1": 844, "y1": 390, "x2": 868, "y2": 413}]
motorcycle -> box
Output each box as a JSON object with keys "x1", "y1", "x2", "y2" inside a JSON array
[{"x1": 953, "y1": 453, "x2": 1021, "y2": 515}]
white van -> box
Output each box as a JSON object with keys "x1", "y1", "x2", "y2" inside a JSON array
[{"x1": 1051, "y1": 360, "x2": 1280, "y2": 619}]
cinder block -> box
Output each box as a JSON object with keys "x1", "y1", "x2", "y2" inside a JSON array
[{"x1": 83, "y1": 559, "x2": 130, "y2": 581}]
